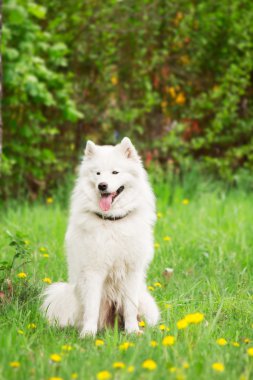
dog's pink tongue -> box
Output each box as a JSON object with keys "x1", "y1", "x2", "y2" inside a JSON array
[{"x1": 99, "y1": 194, "x2": 113, "y2": 212}]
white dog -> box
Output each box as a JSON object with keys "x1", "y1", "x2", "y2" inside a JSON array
[{"x1": 41, "y1": 137, "x2": 160, "y2": 337}]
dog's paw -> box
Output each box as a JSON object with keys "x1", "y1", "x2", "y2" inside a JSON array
[
  {"x1": 126, "y1": 327, "x2": 141, "y2": 335},
  {"x1": 125, "y1": 322, "x2": 140, "y2": 334},
  {"x1": 80, "y1": 324, "x2": 97, "y2": 338},
  {"x1": 145, "y1": 311, "x2": 160, "y2": 326}
]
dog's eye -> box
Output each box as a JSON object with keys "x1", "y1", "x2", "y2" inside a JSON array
[
  {"x1": 96, "y1": 172, "x2": 101, "y2": 175},
  {"x1": 112, "y1": 171, "x2": 119, "y2": 175}
]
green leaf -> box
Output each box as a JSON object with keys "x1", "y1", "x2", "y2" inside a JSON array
[
  {"x1": 28, "y1": 3, "x2": 47, "y2": 19},
  {"x1": 6, "y1": 5, "x2": 27, "y2": 25}
]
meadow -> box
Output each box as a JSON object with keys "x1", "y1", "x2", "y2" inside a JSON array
[{"x1": 1, "y1": 177, "x2": 253, "y2": 380}]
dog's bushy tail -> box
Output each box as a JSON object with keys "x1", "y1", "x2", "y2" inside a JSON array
[{"x1": 41, "y1": 282, "x2": 79, "y2": 327}]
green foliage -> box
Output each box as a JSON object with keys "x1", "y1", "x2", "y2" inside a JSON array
[
  {"x1": 0, "y1": 231, "x2": 31, "y2": 274},
  {"x1": 1, "y1": 0, "x2": 253, "y2": 198},
  {"x1": 1, "y1": 0, "x2": 82, "y2": 198},
  {"x1": 0, "y1": 230, "x2": 32, "y2": 302}
]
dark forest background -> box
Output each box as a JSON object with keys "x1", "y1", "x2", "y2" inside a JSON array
[{"x1": 1, "y1": 0, "x2": 253, "y2": 198}]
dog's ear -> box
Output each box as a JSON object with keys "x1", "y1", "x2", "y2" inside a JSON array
[
  {"x1": 120, "y1": 137, "x2": 139, "y2": 161},
  {"x1": 84, "y1": 140, "x2": 96, "y2": 157}
]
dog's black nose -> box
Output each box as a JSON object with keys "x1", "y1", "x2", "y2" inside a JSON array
[{"x1": 98, "y1": 182, "x2": 108, "y2": 191}]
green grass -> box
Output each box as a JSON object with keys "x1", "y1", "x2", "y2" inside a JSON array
[{"x1": 1, "y1": 179, "x2": 253, "y2": 380}]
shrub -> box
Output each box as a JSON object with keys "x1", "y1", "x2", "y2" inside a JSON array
[
  {"x1": 1, "y1": 0, "x2": 253, "y2": 198},
  {"x1": 1, "y1": 0, "x2": 82, "y2": 198}
]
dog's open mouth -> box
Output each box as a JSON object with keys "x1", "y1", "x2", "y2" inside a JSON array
[{"x1": 99, "y1": 186, "x2": 124, "y2": 212}]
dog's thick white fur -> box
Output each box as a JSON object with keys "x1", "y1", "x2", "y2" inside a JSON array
[{"x1": 41, "y1": 137, "x2": 160, "y2": 337}]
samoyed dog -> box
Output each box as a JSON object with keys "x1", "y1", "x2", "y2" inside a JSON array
[{"x1": 41, "y1": 137, "x2": 160, "y2": 337}]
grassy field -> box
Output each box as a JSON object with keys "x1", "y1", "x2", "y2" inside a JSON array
[{"x1": 1, "y1": 178, "x2": 253, "y2": 380}]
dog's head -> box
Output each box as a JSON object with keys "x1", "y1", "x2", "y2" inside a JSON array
[{"x1": 79, "y1": 137, "x2": 145, "y2": 216}]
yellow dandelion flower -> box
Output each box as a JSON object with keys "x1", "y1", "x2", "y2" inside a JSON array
[
  {"x1": 148, "y1": 286, "x2": 154, "y2": 291},
  {"x1": 163, "y1": 236, "x2": 171, "y2": 241},
  {"x1": 17, "y1": 329, "x2": 24, "y2": 335},
  {"x1": 212, "y1": 362, "x2": 224, "y2": 372},
  {"x1": 154, "y1": 282, "x2": 162, "y2": 288},
  {"x1": 9, "y1": 361, "x2": 20, "y2": 368},
  {"x1": 139, "y1": 320, "x2": 145, "y2": 327},
  {"x1": 162, "y1": 335, "x2": 175, "y2": 346},
  {"x1": 27, "y1": 323, "x2": 36, "y2": 330},
  {"x1": 154, "y1": 243, "x2": 160, "y2": 249},
  {"x1": 182, "y1": 362, "x2": 189, "y2": 369},
  {"x1": 157, "y1": 212, "x2": 163, "y2": 218},
  {"x1": 159, "y1": 324, "x2": 169, "y2": 331},
  {"x1": 169, "y1": 367, "x2": 177, "y2": 373},
  {"x1": 39, "y1": 247, "x2": 47, "y2": 252},
  {"x1": 182, "y1": 198, "x2": 189, "y2": 205},
  {"x1": 111, "y1": 76, "x2": 118, "y2": 86},
  {"x1": 50, "y1": 353, "x2": 62, "y2": 363},
  {"x1": 71, "y1": 374, "x2": 78, "y2": 379},
  {"x1": 119, "y1": 342, "x2": 134, "y2": 350},
  {"x1": 17, "y1": 272, "x2": 27, "y2": 279},
  {"x1": 232, "y1": 342, "x2": 240, "y2": 347},
  {"x1": 192, "y1": 312, "x2": 204, "y2": 323},
  {"x1": 247, "y1": 347, "x2": 253, "y2": 356},
  {"x1": 150, "y1": 340, "x2": 158, "y2": 347},
  {"x1": 177, "y1": 318, "x2": 188, "y2": 330},
  {"x1": 127, "y1": 366, "x2": 135, "y2": 373},
  {"x1": 46, "y1": 197, "x2": 53, "y2": 204},
  {"x1": 97, "y1": 370, "x2": 112, "y2": 380},
  {"x1": 62, "y1": 344, "x2": 73, "y2": 351},
  {"x1": 142, "y1": 359, "x2": 157, "y2": 371},
  {"x1": 24, "y1": 239, "x2": 30, "y2": 245},
  {"x1": 42, "y1": 253, "x2": 49, "y2": 258},
  {"x1": 49, "y1": 377, "x2": 63, "y2": 380},
  {"x1": 113, "y1": 362, "x2": 125, "y2": 369},
  {"x1": 175, "y1": 93, "x2": 186, "y2": 105},
  {"x1": 184, "y1": 312, "x2": 204, "y2": 324},
  {"x1": 244, "y1": 338, "x2": 251, "y2": 343},
  {"x1": 43, "y1": 277, "x2": 52, "y2": 284},
  {"x1": 216, "y1": 338, "x2": 227, "y2": 346},
  {"x1": 27, "y1": 323, "x2": 37, "y2": 329},
  {"x1": 95, "y1": 339, "x2": 104, "y2": 347}
]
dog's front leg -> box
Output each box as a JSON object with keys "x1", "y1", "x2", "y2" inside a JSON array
[
  {"x1": 123, "y1": 270, "x2": 142, "y2": 334},
  {"x1": 79, "y1": 271, "x2": 105, "y2": 338}
]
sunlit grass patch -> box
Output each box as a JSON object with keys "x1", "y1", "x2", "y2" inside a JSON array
[{"x1": 1, "y1": 182, "x2": 253, "y2": 379}]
